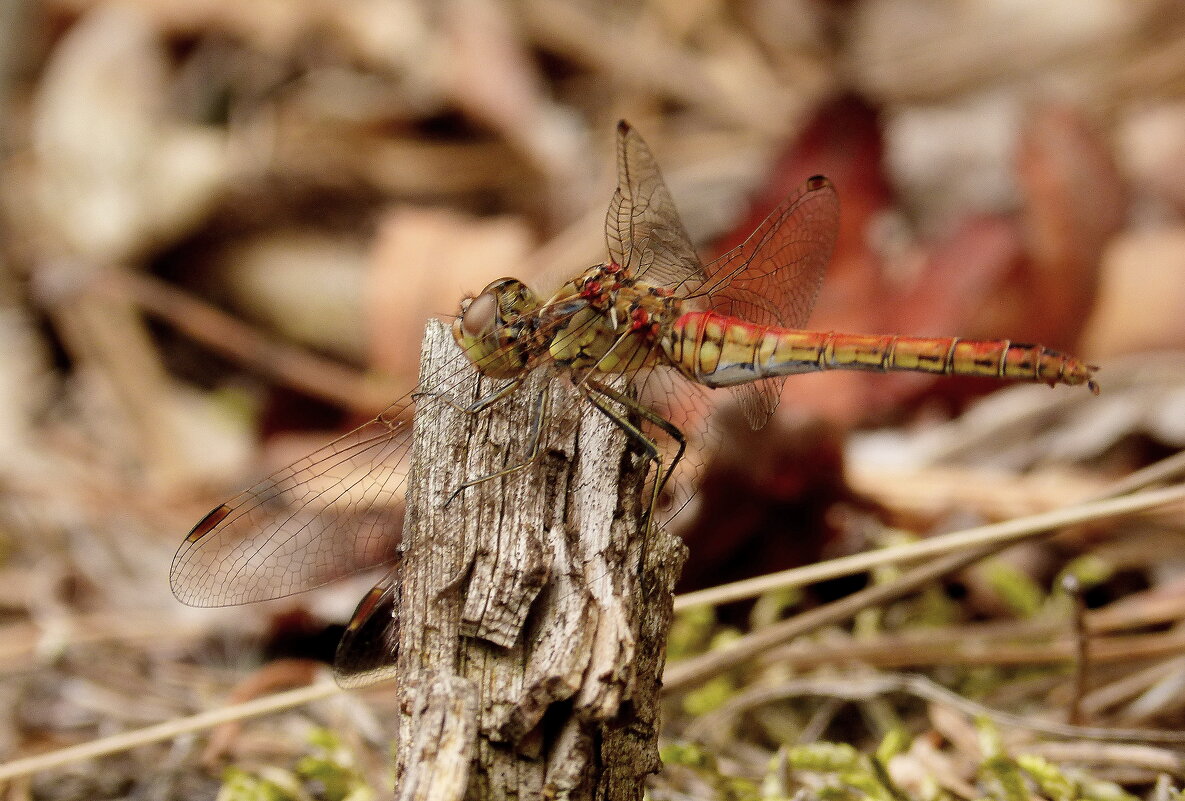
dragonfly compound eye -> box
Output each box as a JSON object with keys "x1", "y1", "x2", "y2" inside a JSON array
[
  {"x1": 452, "y1": 278, "x2": 540, "y2": 379},
  {"x1": 460, "y1": 292, "x2": 498, "y2": 338}
]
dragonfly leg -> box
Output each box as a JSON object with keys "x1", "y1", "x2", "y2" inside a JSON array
[
  {"x1": 581, "y1": 379, "x2": 687, "y2": 530},
  {"x1": 444, "y1": 382, "x2": 551, "y2": 506},
  {"x1": 414, "y1": 375, "x2": 526, "y2": 416}
]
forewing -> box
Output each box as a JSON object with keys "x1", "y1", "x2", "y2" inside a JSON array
[
  {"x1": 334, "y1": 564, "x2": 402, "y2": 687},
  {"x1": 170, "y1": 280, "x2": 605, "y2": 609},
  {"x1": 170, "y1": 404, "x2": 414, "y2": 607},
  {"x1": 697, "y1": 176, "x2": 839, "y2": 428},
  {"x1": 605, "y1": 120, "x2": 706, "y2": 290}
]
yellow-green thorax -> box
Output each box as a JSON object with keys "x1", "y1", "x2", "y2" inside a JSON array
[
  {"x1": 453, "y1": 264, "x2": 683, "y2": 381},
  {"x1": 542, "y1": 264, "x2": 679, "y2": 376}
]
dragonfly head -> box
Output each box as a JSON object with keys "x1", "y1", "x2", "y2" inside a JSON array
[{"x1": 453, "y1": 278, "x2": 540, "y2": 378}]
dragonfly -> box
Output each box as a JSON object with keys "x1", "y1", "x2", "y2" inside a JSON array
[{"x1": 171, "y1": 121, "x2": 1098, "y2": 686}]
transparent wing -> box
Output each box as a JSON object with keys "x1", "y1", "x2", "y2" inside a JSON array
[
  {"x1": 605, "y1": 120, "x2": 706, "y2": 290},
  {"x1": 170, "y1": 411, "x2": 411, "y2": 607},
  {"x1": 169, "y1": 347, "x2": 487, "y2": 608},
  {"x1": 695, "y1": 175, "x2": 840, "y2": 428},
  {"x1": 630, "y1": 364, "x2": 714, "y2": 520}
]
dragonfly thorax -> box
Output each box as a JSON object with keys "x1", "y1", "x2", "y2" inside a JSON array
[{"x1": 543, "y1": 263, "x2": 679, "y2": 376}]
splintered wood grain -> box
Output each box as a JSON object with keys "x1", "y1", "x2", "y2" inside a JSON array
[
  {"x1": 396, "y1": 673, "x2": 478, "y2": 801},
  {"x1": 394, "y1": 321, "x2": 686, "y2": 800}
]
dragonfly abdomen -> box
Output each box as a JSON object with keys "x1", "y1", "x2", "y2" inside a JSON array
[{"x1": 666, "y1": 312, "x2": 1099, "y2": 393}]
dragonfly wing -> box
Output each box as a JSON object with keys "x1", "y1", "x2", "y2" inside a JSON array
[
  {"x1": 699, "y1": 175, "x2": 840, "y2": 428},
  {"x1": 605, "y1": 121, "x2": 706, "y2": 290},
  {"x1": 728, "y1": 374, "x2": 781, "y2": 430},
  {"x1": 170, "y1": 406, "x2": 413, "y2": 607},
  {"x1": 334, "y1": 564, "x2": 402, "y2": 688},
  {"x1": 702, "y1": 175, "x2": 839, "y2": 330}
]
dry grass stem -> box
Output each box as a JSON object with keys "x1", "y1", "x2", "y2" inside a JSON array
[
  {"x1": 113, "y1": 271, "x2": 401, "y2": 416},
  {"x1": 674, "y1": 484, "x2": 1185, "y2": 612},
  {"x1": 683, "y1": 673, "x2": 1185, "y2": 747},
  {"x1": 0, "y1": 681, "x2": 344, "y2": 782}
]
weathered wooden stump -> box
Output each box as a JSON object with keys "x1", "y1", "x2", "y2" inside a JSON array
[{"x1": 393, "y1": 321, "x2": 686, "y2": 801}]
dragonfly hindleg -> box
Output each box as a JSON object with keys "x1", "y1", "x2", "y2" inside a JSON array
[{"x1": 581, "y1": 379, "x2": 687, "y2": 530}]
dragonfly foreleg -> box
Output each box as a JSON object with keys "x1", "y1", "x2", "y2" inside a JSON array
[
  {"x1": 581, "y1": 379, "x2": 687, "y2": 530},
  {"x1": 414, "y1": 374, "x2": 526, "y2": 416},
  {"x1": 444, "y1": 382, "x2": 551, "y2": 506}
]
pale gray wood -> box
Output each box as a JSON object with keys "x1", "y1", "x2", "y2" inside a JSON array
[
  {"x1": 394, "y1": 321, "x2": 687, "y2": 801},
  {"x1": 395, "y1": 672, "x2": 477, "y2": 801}
]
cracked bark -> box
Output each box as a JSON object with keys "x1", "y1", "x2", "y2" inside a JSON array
[{"x1": 394, "y1": 321, "x2": 687, "y2": 801}]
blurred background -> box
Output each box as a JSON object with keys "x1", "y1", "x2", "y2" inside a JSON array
[{"x1": 4, "y1": 0, "x2": 1185, "y2": 796}]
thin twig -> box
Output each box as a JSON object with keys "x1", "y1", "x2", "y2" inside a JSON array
[
  {"x1": 1063, "y1": 573, "x2": 1089, "y2": 726},
  {"x1": 0, "y1": 681, "x2": 344, "y2": 781},
  {"x1": 665, "y1": 484, "x2": 1185, "y2": 691},
  {"x1": 1080, "y1": 656, "x2": 1185, "y2": 717},
  {"x1": 665, "y1": 542, "x2": 1003, "y2": 692},
  {"x1": 760, "y1": 619, "x2": 1185, "y2": 671},
  {"x1": 684, "y1": 673, "x2": 1185, "y2": 746},
  {"x1": 1087, "y1": 448, "x2": 1185, "y2": 501},
  {"x1": 673, "y1": 484, "x2": 1185, "y2": 612},
  {"x1": 109, "y1": 270, "x2": 402, "y2": 416}
]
